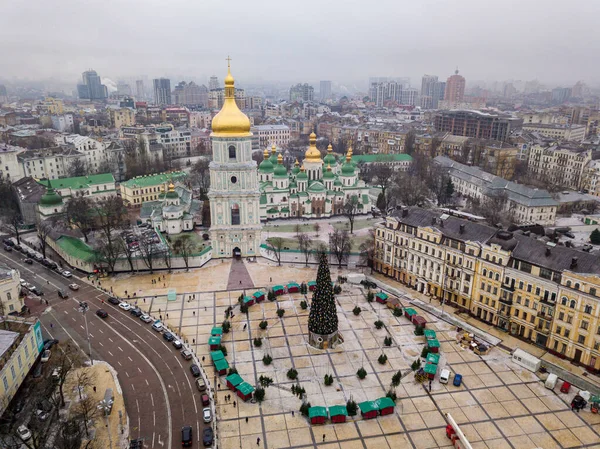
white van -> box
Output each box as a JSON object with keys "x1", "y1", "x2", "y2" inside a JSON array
[
  {"x1": 440, "y1": 369, "x2": 450, "y2": 384},
  {"x1": 545, "y1": 373, "x2": 558, "y2": 390}
]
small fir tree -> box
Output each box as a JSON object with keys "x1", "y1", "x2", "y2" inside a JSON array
[
  {"x1": 591, "y1": 228, "x2": 600, "y2": 244},
  {"x1": 308, "y1": 253, "x2": 339, "y2": 335}
]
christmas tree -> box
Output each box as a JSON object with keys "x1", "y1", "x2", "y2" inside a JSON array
[{"x1": 308, "y1": 253, "x2": 338, "y2": 335}]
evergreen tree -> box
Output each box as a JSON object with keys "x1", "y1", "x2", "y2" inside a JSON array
[
  {"x1": 376, "y1": 192, "x2": 386, "y2": 211},
  {"x1": 591, "y1": 228, "x2": 600, "y2": 244},
  {"x1": 308, "y1": 253, "x2": 338, "y2": 335}
]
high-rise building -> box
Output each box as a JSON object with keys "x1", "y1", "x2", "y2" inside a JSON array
[
  {"x1": 77, "y1": 70, "x2": 108, "y2": 101},
  {"x1": 173, "y1": 81, "x2": 209, "y2": 107},
  {"x1": 444, "y1": 69, "x2": 466, "y2": 103},
  {"x1": 135, "y1": 80, "x2": 145, "y2": 100},
  {"x1": 0, "y1": 85, "x2": 7, "y2": 104},
  {"x1": 289, "y1": 83, "x2": 314, "y2": 102},
  {"x1": 369, "y1": 81, "x2": 403, "y2": 107},
  {"x1": 319, "y1": 81, "x2": 332, "y2": 101},
  {"x1": 153, "y1": 78, "x2": 172, "y2": 105},
  {"x1": 401, "y1": 88, "x2": 418, "y2": 106},
  {"x1": 552, "y1": 87, "x2": 571, "y2": 104},
  {"x1": 420, "y1": 75, "x2": 445, "y2": 109},
  {"x1": 209, "y1": 76, "x2": 220, "y2": 91},
  {"x1": 117, "y1": 82, "x2": 131, "y2": 96}
]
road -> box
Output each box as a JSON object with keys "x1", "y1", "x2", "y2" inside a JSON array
[{"x1": 0, "y1": 247, "x2": 209, "y2": 449}]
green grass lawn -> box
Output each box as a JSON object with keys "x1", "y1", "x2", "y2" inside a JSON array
[{"x1": 331, "y1": 219, "x2": 375, "y2": 232}]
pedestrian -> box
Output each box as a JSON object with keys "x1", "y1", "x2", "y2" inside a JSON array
[
  {"x1": 101, "y1": 299, "x2": 104, "y2": 304},
  {"x1": 323, "y1": 434, "x2": 326, "y2": 442},
  {"x1": 270, "y1": 277, "x2": 272, "y2": 282},
  {"x1": 245, "y1": 417, "x2": 248, "y2": 423},
  {"x1": 45, "y1": 299, "x2": 48, "y2": 305},
  {"x1": 93, "y1": 386, "x2": 96, "y2": 393},
  {"x1": 192, "y1": 339, "x2": 195, "y2": 344},
  {"x1": 256, "y1": 437, "x2": 260, "y2": 446},
  {"x1": 233, "y1": 401, "x2": 236, "y2": 408},
  {"x1": 163, "y1": 283, "x2": 166, "y2": 287},
  {"x1": 50, "y1": 323, "x2": 53, "y2": 328},
  {"x1": 143, "y1": 298, "x2": 146, "y2": 303},
  {"x1": 204, "y1": 307, "x2": 206, "y2": 311},
  {"x1": 193, "y1": 311, "x2": 195, "y2": 316},
  {"x1": 239, "y1": 280, "x2": 242, "y2": 285},
  {"x1": 243, "y1": 323, "x2": 247, "y2": 330},
  {"x1": 291, "y1": 411, "x2": 294, "y2": 417},
  {"x1": 202, "y1": 356, "x2": 205, "y2": 362},
  {"x1": 160, "y1": 315, "x2": 162, "y2": 320},
  {"x1": 47, "y1": 280, "x2": 49, "y2": 284},
  {"x1": 166, "y1": 313, "x2": 169, "y2": 318}
]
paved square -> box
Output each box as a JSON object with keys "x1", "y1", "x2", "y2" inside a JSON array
[{"x1": 105, "y1": 260, "x2": 600, "y2": 448}]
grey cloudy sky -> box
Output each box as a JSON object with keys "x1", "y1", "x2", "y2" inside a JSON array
[{"x1": 1, "y1": 0, "x2": 599, "y2": 88}]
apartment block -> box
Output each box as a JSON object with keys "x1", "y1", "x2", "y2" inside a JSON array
[
  {"x1": 528, "y1": 143, "x2": 592, "y2": 190},
  {"x1": 374, "y1": 207, "x2": 600, "y2": 371},
  {"x1": 433, "y1": 110, "x2": 520, "y2": 142},
  {"x1": 251, "y1": 124, "x2": 290, "y2": 148},
  {"x1": 522, "y1": 123, "x2": 586, "y2": 142},
  {"x1": 119, "y1": 171, "x2": 188, "y2": 206}
]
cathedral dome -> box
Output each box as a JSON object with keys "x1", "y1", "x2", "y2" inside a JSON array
[
  {"x1": 292, "y1": 159, "x2": 300, "y2": 175},
  {"x1": 323, "y1": 144, "x2": 336, "y2": 165},
  {"x1": 269, "y1": 144, "x2": 279, "y2": 165},
  {"x1": 341, "y1": 147, "x2": 355, "y2": 175},
  {"x1": 39, "y1": 186, "x2": 63, "y2": 206},
  {"x1": 211, "y1": 64, "x2": 251, "y2": 137},
  {"x1": 323, "y1": 164, "x2": 335, "y2": 180},
  {"x1": 165, "y1": 182, "x2": 179, "y2": 199},
  {"x1": 304, "y1": 132, "x2": 322, "y2": 163},
  {"x1": 259, "y1": 148, "x2": 274, "y2": 173},
  {"x1": 297, "y1": 165, "x2": 308, "y2": 180},
  {"x1": 273, "y1": 154, "x2": 288, "y2": 177}
]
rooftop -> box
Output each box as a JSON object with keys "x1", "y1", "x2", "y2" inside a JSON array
[
  {"x1": 38, "y1": 173, "x2": 115, "y2": 191},
  {"x1": 120, "y1": 171, "x2": 187, "y2": 189},
  {"x1": 352, "y1": 154, "x2": 412, "y2": 163},
  {"x1": 0, "y1": 330, "x2": 19, "y2": 360}
]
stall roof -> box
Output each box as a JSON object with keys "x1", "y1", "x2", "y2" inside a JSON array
[
  {"x1": 405, "y1": 308, "x2": 417, "y2": 316},
  {"x1": 308, "y1": 281, "x2": 317, "y2": 286},
  {"x1": 208, "y1": 336, "x2": 221, "y2": 345},
  {"x1": 308, "y1": 406, "x2": 328, "y2": 418},
  {"x1": 376, "y1": 292, "x2": 389, "y2": 300},
  {"x1": 253, "y1": 291, "x2": 264, "y2": 298},
  {"x1": 358, "y1": 401, "x2": 378, "y2": 413},
  {"x1": 211, "y1": 327, "x2": 223, "y2": 336},
  {"x1": 272, "y1": 285, "x2": 284, "y2": 290},
  {"x1": 427, "y1": 339, "x2": 440, "y2": 348},
  {"x1": 214, "y1": 358, "x2": 229, "y2": 371},
  {"x1": 424, "y1": 363, "x2": 437, "y2": 375},
  {"x1": 426, "y1": 353, "x2": 440, "y2": 364},
  {"x1": 210, "y1": 350, "x2": 225, "y2": 360},
  {"x1": 328, "y1": 405, "x2": 348, "y2": 417},
  {"x1": 237, "y1": 382, "x2": 255, "y2": 395},
  {"x1": 287, "y1": 282, "x2": 300, "y2": 287},
  {"x1": 243, "y1": 296, "x2": 254, "y2": 304},
  {"x1": 225, "y1": 373, "x2": 243, "y2": 387},
  {"x1": 424, "y1": 329, "x2": 437, "y2": 339},
  {"x1": 375, "y1": 397, "x2": 395, "y2": 410}
]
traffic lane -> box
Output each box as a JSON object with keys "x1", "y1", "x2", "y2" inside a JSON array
[
  {"x1": 39, "y1": 299, "x2": 168, "y2": 446},
  {"x1": 87, "y1": 296, "x2": 204, "y2": 447}
]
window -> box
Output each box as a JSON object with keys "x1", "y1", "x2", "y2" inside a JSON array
[
  {"x1": 231, "y1": 176, "x2": 237, "y2": 184},
  {"x1": 567, "y1": 315, "x2": 573, "y2": 324},
  {"x1": 578, "y1": 335, "x2": 585, "y2": 344},
  {"x1": 581, "y1": 321, "x2": 589, "y2": 330},
  {"x1": 10, "y1": 366, "x2": 15, "y2": 380},
  {"x1": 569, "y1": 300, "x2": 576, "y2": 309},
  {"x1": 6, "y1": 292, "x2": 11, "y2": 301},
  {"x1": 561, "y1": 296, "x2": 568, "y2": 306},
  {"x1": 590, "y1": 288, "x2": 597, "y2": 297},
  {"x1": 228, "y1": 145, "x2": 236, "y2": 159},
  {"x1": 2, "y1": 377, "x2": 7, "y2": 390},
  {"x1": 556, "y1": 326, "x2": 562, "y2": 335},
  {"x1": 558, "y1": 312, "x2": 564, "y2": 321},
  {"x1": 565, "y1": 329, "x2": 570, "y2": 338},
  {"x1": 231, "y1": 204, "x2": 240, "y2": 225},
  {"x1": 584, "y1": 305, "x2": 592, "y2": 314}
]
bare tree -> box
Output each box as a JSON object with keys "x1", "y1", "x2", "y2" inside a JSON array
[
  {"x1": 190, "y1": 159, "x2": 211, "y2": 200},
  {"x1": 343, "y1": 195, "x2": 360, "y2": 234},
  {"x1": 116, "y1": 236, "x2": 135, "y2": 272},
  {"x1": 427, "y1": 165, "x2": 453, "y2": 206},
  {"x1": 54, "y1": 417, "x2": 84, "y2": 449},
  {"x1": 65, "y1": 196, "x2": 94, "y2": 242},
  {"x1": 37, "y1": 219, "x2": 54, "y2": 258},
  {"x1": 404, "y1": 129, "x2": 416, "y2": 155},
  {"x1": 371, "y1": 162, "x2": 395, "y2": 211},
  {"x1": 173, "y1": 235, "x2": 196, "y2": 271},
  {"x1": 95, "y1": 196, "x2": 126, "y2": 249},
  {"x1": 73, "y1": 395, "x2": 98, "y2": 438},
  {"x1": 391, "y1": 172, "x2": 429, "y2": 207},
  {"x1": 265, "y1": 237, "x2": 284, "y2": 266},
  {"x1": 297, "y1": 233, "x2": 312, "y2": 267},
  {"x1": 329, "y1": 229, "x2": 352, "y2": 268},
  {"x1": 68, "y1": 158, "x2": 87, "y2": 177},
  {"x1": 162, "y1": 247, "x2": 173, "y2": 272},
  {"x1": 359, "y1": 228, "x2": 376, "y2": 273},
  {"x1": 313, "y1": 222, "x2": 320, "y2": 237},
  {"x1": 138, "y1": 238, "x2": 160, "y2": 273},
  {"x1": 52, "y1": 344, "x2": 84, "y2": 407},
  {"x1": 293, "y1": 224, "x2": 302, "y2": 239},
  {"x1": 312, "y1": 242, "x2": 329, "y2": 262},
  {"x1": 95, "y1": 235, "x2": 119, "y2": 274},
  {"x1": 1, "y1": 208, "x2": 23, "y2": 245}
]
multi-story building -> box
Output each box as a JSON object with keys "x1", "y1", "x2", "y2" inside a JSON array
[
  {"x1": 0, "y1": 143, "x2": 25, "y2": 181},
  {"x1": 528, "y1": 143, "x2": 592, "y2": 190},
  {"x1": 319, "y1": 81, "x2": 332, "y2": 101},
  {"x1": 0, "y1": 111, "x2": 17, "y2": 127},
  {"x1": 108, "y1": 107, "x2": 136, "y2": 128},
  {"x1": 0, "y1": 317, "x2": 44, "y2": 416},
  {"x1": 374, "y1": 207, "x2": 600, "y2": 371},
  {"x1": 56, "y1": 134, "x2": 108, "y2": 173},
  {"x1": 38, "y1": 97, "x2": 64, "y2": 115},
  {"x1": 480, "y1": 141, "x2": 519, "y2": 179},
  {"x1": 208, "y1": 76, "x2": 219, "y2": 91},
  {"x1": 153, "y1": 78, "x2": 172, "y2": 105},
  {"x1": 420, "y1": 75, "x2": 445, "y2": 109},
  {"x1": 444, "y1": 70, "x2": 466, "y2": 104},
  {"x1": 172, "y1": 81, "x2": 208, "y2": 107},
  {"x1": 251, "y1": 124, "x2": 290, "y2": 148},
  {"x1": 135, "y1": 80, "x2": 145, "y2": 100},
  {"x1": 437, "y1": 134, "x2": 469, "y2": 160},
  {"x1": 50, "y1": 114, "x2": 74, "y2": 132},
  {"x1": 77, "y1": 70, "x2": 108, "y2": 101},
  {"x1": 18, "y1": 147, "x2": 82, "y2": 180},
  {"x1": 435, "y1": 156, "x2": 558, "y2": 225},
  {"x1": 351, "y1": 153, "x2": 412, "y2": 172},
  {"x1": 208, "y1": 88, "x2": 245, "y2": 109},
  {"x1": 522, "y1": 123, "x2": 586, "y2": 142},
  {"x1": 119, "y1": 171, "x2": 188, "y2": 206},
  {"x1": 433, "y1": 109, "x2": 520, "y2": 142},
  {"x1": 0, "y1": 85, "x2": 7, "y2": 105},
  {"x1": 189, "y1": 111, "x2": 213, "y2": 129},
  {"x1": 401, "y1": 88, "x2": 418, "y2": 106},
  {"x1": 38, "y1": 173, "x2": 116, "y2": 201},
  {"x1": 121, "y1": 123, "x2": 191, "y2": 159},
  {"x1": 0, "y1": 265, "x2": 23, "y2": 315},
  {"x1": 369, "y1": 81, "x2": 404, "y2": 107},
  {"x1": 289, "y1": 83, "x2": 314, "y2": 103}
]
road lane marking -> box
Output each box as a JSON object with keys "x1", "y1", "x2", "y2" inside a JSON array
[
  {"x1": 118, "y1": 346, "x2": 123, "y2": 352},
  {"x1": 108, "y1": 351, "x2": 114, "y2": 357},
  {"x1": 151, "y1": 393, "x2": 154, "y2": 407},
  {"x1": 89, "y1": 333, "x2": 94, "y2": 338},
  {"x1": 137, "y1": 367, "x2": 142, "y2": 373},
  {"x1": 145, "y1": 379, "x2": 149, "y2": 386},
  {"x1": 64, "y1": 311, "x2": 69, "y2": 315},
  {"x1": 118, "y1": 361, "x2": 122, "y2": 366},
  {"x1": 108, "y1": 337, "x2": 113, "y2": 343},
  {"x1": 125, "y1": 371, "x2": 129, "y2": 378},
  {"x1": 128, "y1": 356, "x2": 133, "y2": 362},
  {"x1": 98, "y1": 329, "x2": 104, "y2": 334},
  {"x1": 80, "y1": 325, "x2": 84, "y2": 330}
]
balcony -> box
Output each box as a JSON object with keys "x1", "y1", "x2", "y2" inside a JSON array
[
  {"x1": 499, "y1": 297, "x2": 513, "y2": 306},
  {"x1": 501, "y1": 282, "x2": 515, "y2": 292},
  {"x1": 536, "y1": 326, "x2": 550, "y2": 335},
  {"x1": 537, "y1": 311, "x2": 552, "y2": 321}
]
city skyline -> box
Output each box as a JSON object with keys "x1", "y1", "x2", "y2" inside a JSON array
[{"x1": 1, "y1": 0, "x2": 599, "y2": 88}]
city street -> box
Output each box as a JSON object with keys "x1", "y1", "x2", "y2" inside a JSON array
[{"x1": 0, "y1": 248, "x2": 208, "y2": 449}]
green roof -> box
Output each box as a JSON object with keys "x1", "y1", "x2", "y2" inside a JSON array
[
  {"x1": 307, "y1": 281, "x2": 316, "y2": 286},
  {"x1": 426, "y1": 353, "x2": 440, "y2": 364},
  {"x1": 352, "y1": 154, "x2": 413, "y2": 163},
  {"x1": 273, "y1": 163, "x2": 288, "y2": 177},
  {"x1": 272, "y1": 285, "x2": 284, "y2": 290},
  {"x1": 39, "y1": 187, "x2": 64, "y2": 206},
  {"x1": 56, "y1": 235, "x2": 96, "y2": 262},
  {"x1": 260, "y1": 194, "x2": 268, "y2": 205},
  {"x1": 120, "y1": 171, "x2": 187, "y2": 189},
  {"x1": 38, "y1": 173, "x2": 115, "y2": 191},
  {"x1": 424, "y1": 329, "x2": 437, "y2": 339},
  {"x1": 424, "y1": 363, "x2": 437, "y2": 375},
  {"x1": 376, "y1": 292, "x2": 388, "y2": 300},
  {"x1": 237, "y1": 381, "x2": 255, "y2": 395},
  {"x1": 253, "y1": 291, "x2": 264, "y2": 298},
  {"x1": 211, "y1": 327, "x2": 222, "y2": 336},
  {"x1": 287, "y1": 282, "x2": 300, "y2": 288},
  {"x1": 308, "y1": 406, "x2": 328, "y2": 419},
  {"x1": 328, "y1": 405, "x2": 347, "y2": 417},
  {"x1": 214, "y1": 358, "x2": 229, "y2": 371},
  {"x1": 226, "y1": 373, "x2": 243, "y2": 387},
  {"x1": 243, "y1": 296, "x2": 254, "y2": 304},
  {"x1": 341, "y1": 162, "x2": 355, "y2": 175},
  {"x1": 259, "y1": 159, "x2": 274, "y2": 173},
  {"x1": 210, "y1": 350, "x2": 225, "y2": 361},
  {"x1": 405, "y1": 308, "x2": 417, "y2": 316},
  {"x1": 427, "y1": 339, "x2": 440, "y2": 348},
  {"x1": 374, "y1": 397, "x2": 395, "y2": 410},
  {"x1": 358, "y1": 401, "x2": 378, "y2": 413},
  {"x1": 308, "y1": 182, "x2": 325, "y2": 192},
  {"x1": 208, "y1": 336, "x2": 221, "y2": 345}
]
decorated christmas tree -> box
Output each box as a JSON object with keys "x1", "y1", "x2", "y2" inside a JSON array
[{"x1": 308, "y1": 253, "x2": 338, "y2": 336}]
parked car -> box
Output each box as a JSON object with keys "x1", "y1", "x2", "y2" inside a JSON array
[
  {"x1": 96, "y1": 309, "x2": 108, "y2": 319},
  {"x1": 439, "y1": 369, "x2": 450, "y2": 384},
  {"x1": 2, "y1": 238, "x2": 13, "y2": 247},
  {"x1": 61, "y1": 270, "x2": 72, "y2": 278},
  {"x1": 57, "y1": 289, "x2": 68, "y2": 299},
  {"x1": 140, "y1": 314, "x2": 153, "y2": 323},
  {"x1": 190, "y1": 364, "x2": 201, "y2": 377},
  {"x1": 202, "y1": 427, "x2": 214, "y2": 447},
  {"x1": 36, "y1": 409, "x2": 50, "y2": 421},
  {"x1": 163, "y1": 332, "x2": 175, "y2": 342},
  {"x1": 107, "y1": 297, "x2": 120, "y2": 305},
  {"x1": 130, "y1": 308, "x2": 143, "y2": 317},
  {"x1": 181, "y1": 349, "x2": 193, "y2": 360},
  {"x1": 33, "y1": 254, "x2": 43, "y2": 261},
  {"x1": 19, "y1": 279, "x2": 27, "y2": 286},
  {"x1": 181, "y1": 425, "x2": 193, "y2": 447},
  {"x1": 24, "y1": 259, "x2": 33, "y2": 265},
  {"x1": 15, "y1": 245, "x2": 22, "y2": 251},
  {"x1": 118, "y1": 302, "x2": 131, "y2": 311},
  {"x1": 3, "y1": 245, "x2": 12, "y2": 252},
  {"x1": 41, "y1": 350, "x2": 51, "y2": 363},
  {"x1": 202, "y1": 407, "x2": 212, "y2": 423},
  {"x1": 195, "y1": 377, "x2": 206, "y2": 391},
  {"x1": 172, "y1": 339, "x2": 183, "y2": 349},
  {"x1": 453, "y1": 374, "x2": 463, "y2": 387},
  {"x1": 16, "y1": 425, "x2": 31, "y2": 441},
  {"x1": 43, "y1": 339, "x2": 58, "y2": 350},
  {"x1": 360, "y1": 280, "x2": 377, "y2": 289},
  {"x1": 201, "y1": 394, "x2": 210, "y2": 406},
  {"x1": 151, "y1": 322, "x2": 163, "y2": 332},
  {"x1": 68, "y1": 283, "x2": 79, "y2": 291}
]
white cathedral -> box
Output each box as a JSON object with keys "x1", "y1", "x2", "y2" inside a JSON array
[{"x1": 208, "y1": 63, "x2": 370, "y2": 259}]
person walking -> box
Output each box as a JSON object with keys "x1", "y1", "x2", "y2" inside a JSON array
[
  {"x1": 256, "y1": 437, "x2": 260, "y2": 446},
  {"x1": 322, "y1": 434, "x2": 326, "y2": 442}
]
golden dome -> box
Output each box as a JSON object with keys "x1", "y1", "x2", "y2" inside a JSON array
[
  {"x1": 277, "y1": 153, "x2": 283, "y2": 163},
  {"x1": 271, "y1": 144, "x2": 277, "y2": 154},
  {"x1": 304, "y1": 131, "x2": 322, "y2": 163},
  {"x1": 168, "y1": 181, "x2": 175, "y2": 191},
  {"x1": 294, "y1": 159, "x2": 299, "y2": 166},
  {"x1": 211, "y1": 62, "x2": 251, "y2": 137},
  {"x1": 263, "y1": 148, "x2": 269, "y2": 158}
]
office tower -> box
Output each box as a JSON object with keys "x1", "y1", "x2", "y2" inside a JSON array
[
  {"x1": 173, "y1": 81, "x2": 209, "y2": 106},
  {"x1": 401, "y1": 88, "x2": 418, "y2": 106},
  {"x1": 136, "y1": 80, "x2": 145, "y2": 100},
  {"x1": 289, "y1": 83, "x2": 314, "y2": 102},
  {"x1": 117, "y1": 83, "x2": 132, "y2": 96},
  {"x1": 552, "y1": 87, "x2": 571, "y2": 104},
  {"x1": 77, "y1": 70, "x2": 108, "y2": 100},
  {"x1": 209, "y1": 76, "x2": 219, "y2": 91},
  {"x1": 153, "y1": 78, "x2": 172, "y2": 105},
  {"x1": 444, "y1": 69, "x2": 466, "y2": 103},
  {"x1": 369, "y1": 81, "x2": 403, "y2": 107},
  {"x1": 320, "y1": 81, "x2": 332, "y2": 101}
]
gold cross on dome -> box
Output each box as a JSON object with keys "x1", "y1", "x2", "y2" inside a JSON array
[{"x1": 226, "y1": 56, "x2": 232, "y2": 68}]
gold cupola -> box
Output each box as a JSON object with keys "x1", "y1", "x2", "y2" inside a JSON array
[
  {"x1": 304, "y1": 131, "x2": 322, "y2": 163},
  {"x1": 211, "y1": 59, "x2": 251, "y2": 137}
]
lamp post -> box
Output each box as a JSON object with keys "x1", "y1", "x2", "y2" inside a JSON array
[
  {"x1": 98, "y1": 399, "x2": 114, "y2": 449},
  {"x1": 78, "y1": 301, "x2": 93, "y2": 366}
]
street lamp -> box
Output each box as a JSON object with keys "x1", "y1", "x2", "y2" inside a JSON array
[
  {"x1": 98, "y1": 399, "x2": 114, "y2": 449},
  {"x1": 78, "y1": 301, "x2": 93, "y2": 366}
]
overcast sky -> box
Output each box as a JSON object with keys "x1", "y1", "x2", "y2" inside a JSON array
[{"x1": 1, "y1": 0, "x2": 599, "y2": 89}]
